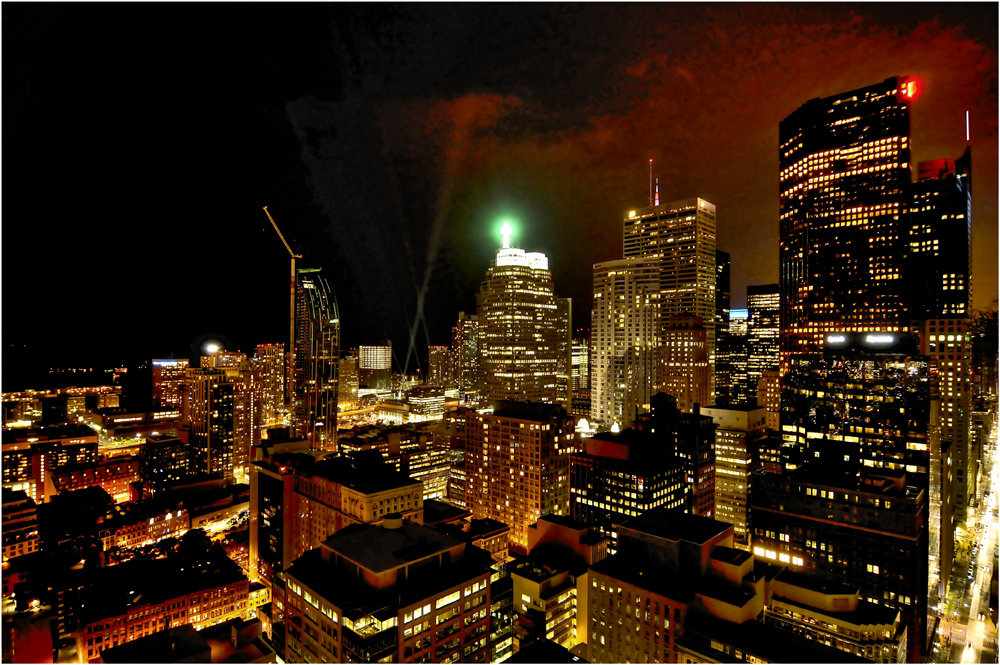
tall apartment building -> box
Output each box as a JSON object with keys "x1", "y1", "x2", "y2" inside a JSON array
[
  {"x1": 477, "y1": 240, "x2": 571, "y2": 409},
  {"x1": 701, "y1": 404, "x2": 766, "y2": 550},
  {"x1": 151, "y1": 359, "x2": 189, "y2": 410},
  {"x1": 283, "y1": 519, "x2": 494, "y2": 663},
  {"x1": 184, "y1": 367, "x2": 235, "y2": 480},
  {"x1": 590, "y1": 258, "x2": 660, "y2": 429},
  {"x1": 463, "y1": 402, "x2": 577, "y2": 552},
  {"x1": 254, "y1": 344, "x2": 285, "y2": 427},
  {"x1": 294, "y1": 268, "x2": 340, "y2": 450},
  {"x1": 624, "y1": 197, "x2": 717, "y2": 398},
  {"x1": 746, "y1": 284, "x2": 779, "y2": 400},
  {"x1": 715, "y1": 250, "x2": 732, "y2": 404},
  {"x1": 215, "y1": 352, "x2": 263, "y2": 485},
  {"x1": 140, "y1": 434, "x2": 191, "y2": 497},
  {"x1": 427, "y1": 346, "x2": 452, "y2": 386},
  {"x1": 656, "y1": 315, "x2": 710, "y2": 414},
  {"x1": 359, "y1": 342, "x2": 393, "y2": 392},
  {"x1": 451, "y1": 312, "x2": 480, "y2": 394},
  {"x1": 779, "y1": 77, "x2": 917, "y2": 358},
  {"x1": 727, "y1": 309, "x2": 750, "y2": 403}
]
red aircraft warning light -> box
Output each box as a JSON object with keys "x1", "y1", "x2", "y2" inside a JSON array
[{"x1": 898, "y1": 76, "x2": 922, "y2": 102}]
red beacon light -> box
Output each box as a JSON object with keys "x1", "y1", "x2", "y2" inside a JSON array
[{"x1": 898, "y1": 77, "x2": 922, "y2": 102}]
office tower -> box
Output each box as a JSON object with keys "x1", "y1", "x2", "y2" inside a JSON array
[
  {"x1": 359, "y1": 342, "x2": 392, "y2": 392},
  {"x1": 746, "y1": 284, "x2": 779, "y2": 399},
  {"x1": 568, "y1": 428, "x2": 687, "y2": 547},
  {"x1": 755, "y1": 370, "x2": 780, "y2": 431},
  {"x1": 714, "y1": 250, "x2": 732, "y2": 404},
  {"x1": 656, "y1": 315, "x2": 710, "y2": 414},
  {"x1": 753, "y1": 466, "x2": 928, "y2": 662},
  {"x1": 293, "y1": 268, "x2": 340, "y2": 450},
  {"x1": 701, "y1": 404, "x2": 766, "y2": 550},
  {"x1": 254, "y1": 344, "x2": 285, "y2": 427},
  {"x1": 476, "y1": 239, "x2": 569, "y2": 408},
  {"x1": 555, "y1": 297, "x2": 574, "y2": 409},
  {"x1": 463, "y1": 402, "x2": 576, "y2": 552},
  {"x1": 283, "y1": 520, "x2": 494, "y2": 663},
  {"x1": 624, "y1": 197, "x2": 717, "y2": 398},
  {"x1": 779, "y1": 77, "x2": 917, "y2": 358},
  {"x1": 571, "y1": 336, "x2": 590, "y2": 390},
  {"x1": 451, "y1": 312, "x2": 480, "y2": 394},
  {"x1": 727, "y1": 309, "x2": 750, "y2": 403},
  {"x1": 184, "y1": 367, "x2": 235, "y2": 480},
  {"x1": 151, "y1": 359, "x2": 189, "y2": 410},
  {"x1": 591, "y1": 258, "x2": 661, "y2": 429},
  {"x1": 338, "y1": 354, "x2": 359, "y2": 403},
  {"x1": 427, "y1": 345, "x2": 452, "y2": 386},
  {"x1": 909, "y1": 148, "x2": 972, "y2": 320}
]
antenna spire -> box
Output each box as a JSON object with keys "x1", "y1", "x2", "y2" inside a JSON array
[
  {"x1": 649, "y1": 159, "x2": 653, "y2": 206},
  {"x1": 654, "y1": 177, "x2": 659, "y2": 206}
]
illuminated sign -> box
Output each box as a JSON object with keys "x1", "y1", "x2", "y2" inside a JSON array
[
  {"x1": 827, "y1": 335, "x2": 846, "y2": 343},
  {"x1": 865, "y1": 334, "x2": 895, "y2": 345}
]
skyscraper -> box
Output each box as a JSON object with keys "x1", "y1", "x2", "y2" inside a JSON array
[
  {"x1": 657, "y1": 315, "x2": 710, "y2": 414},
  {"x1": 426, "y1": 345, "x2": 452, "y2": 386},
  {"x1": 254, "y1": 344, "x2": 285, "y2": 428},
  {"x1": 359, "y1": 342, "x2": 392, "y2": 392},
  {"x1": 215, "y1": 352, "x2": 263, "y2": 485},
  {"x1": 293, "y1": 268, "x2": 339, "y2": 450},
  {"x1": 746, "y1": 284, "x2": 779, "y2": 400},
  {"x1": 338, "y1": 354, "x2": 359, "y2": 404},
  {"x1": 151, "y1": 359, "x2": 189, "y2": 410},
  {"x1": 779, "y1": 76, "x2": 918, "y2": 359},
  {"x1": 450, "y1": 312, "x2": 480, "y2": 394},
  {"x1": 624, "y1": 197, "x2": 717, "y2": 398},
  {"x1": 184, "y1": 367, "x2": 235, "y2": 480},
  {"x1": 571, "y1": 335, "x2": 590, "y2": 391},
  {"x1": 728, "y1": 309, "x2": 749, "y2": 403},
  {"x1": 715, "y1": 250, "x2": 732, "y2": 404},
  {"x1": 591, "y1": 258, "x2": 660, "y2": 429},
  {"x1": 476, "y1": 237, "x2": 569, "y2": 408}
]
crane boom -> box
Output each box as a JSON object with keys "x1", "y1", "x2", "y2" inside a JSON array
[{"x1": 263, "y1": 206, "x2": 302, "y2": 258}]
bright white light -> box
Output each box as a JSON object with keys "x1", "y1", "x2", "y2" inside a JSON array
[
  {"x1": 827, "y1": 334, "x2": 846, "y2": 343},
  {"x1": 206, "y1": 343, "x2": 220, "y2": 354},
  {"x1": 865, "y1": 334, "x2": 895, "y2": 344}
]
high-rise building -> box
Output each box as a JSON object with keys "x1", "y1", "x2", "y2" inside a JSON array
[
  {"x1": 746, "y1": 284, "x2": 779, "y2": 401},
  {"x1": 151, "y1": 359, "x2": 189, "y2": 410},
  {"x1": 427, "y1": 345, "x2": 452, "y2": 386},
  {"x1": 755, "y1": 370, "x2": 781, "y2": 431},
  {"x1": 338, "y1": 354, "x2": 359, "y2": 403},
  {"x1": 184, "y1": 367, "x2": 235, "y2": 480},
  {"x1": 656, "y1": 315, "x2": 710, "y2": 414},
  {"x1": 624, "y1": 197, "x2": 717, "y2": 398},
  {"x1": 779, "y1": 76, "x2": 917, "y2": 359},
  {"x1": 451, "y1": 312, "x2": 480, "y2": 394},
  {"x1": 463, "y1": 402, "x2": 577, "y2": 553},
  {"x1": 571, "y1": 335, "x2": 590, "y2": 391},
  {"x1": 293, "y1": 268, "x2": 340, "y2": 450},
  {"x1": 476, "y1": 239, "x2": 570, "y2": 408},
  {"x1": 701, "y1": 404, "x2": 766, "y2": 550},
  {"x1": 215, "y1": 353, "x2": 263, "y2": 485},
  {"x1": 359, "y1": 342, "x2": 392, "y2": 392},
  {"x1": 591, "y1": 258, "x2": 660, "y2": 429},
  {"x1": 254, "y1": 344, "x2": 285, "y2": 427},
  {"x1": 715, "y1": 250, "x2": 732, "y2": 404},
  {"x1": 727, "y1": 309, "x2": 750, "y2": 403}
]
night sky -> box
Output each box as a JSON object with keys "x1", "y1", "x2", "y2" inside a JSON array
[{"x1": 4, "y1": 4, "x2": 997, "y2": 388}]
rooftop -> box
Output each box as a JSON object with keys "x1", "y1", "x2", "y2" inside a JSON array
[
  {"x1": 491, "y1": 401, "x2": 569, "y2": 423},
  {"x1": 422, "y1": 499, "x2": 471, "y2": 526},
  {"x1": 590, "y1": 554, "x2": 694, "y2": 604},
  {"x1": 618, "y1": 507, "x2": 732, "y2": 545},
  {"x1": 711, "y1": 545, "x2": 752, "y2": 567},
  {"x1": 323, "y1": 521, "x2": 464, "y2": 573},
  {"x1": 100, "y1": 625, "x2": 209, "y2": 663},
  {"x1": 2, "y1": 423, "x2": 97, "y2": 445}
]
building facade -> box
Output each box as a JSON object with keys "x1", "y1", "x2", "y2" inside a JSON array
[
  {"x1": 151, "y1": 359, "x2": 189, "y2": 410},
  {"x1": 656, "y1": 315, "x2": 710, "y2": 414},
  {"x1": 294, "y1": 268, "x2": 340, "y2": 450},
  {"x1": 255, "y1": 343, "x2": 286, "y2": 427},
  {"x1": 746, "y1": 284, "x2": 779, "y2": 400}
]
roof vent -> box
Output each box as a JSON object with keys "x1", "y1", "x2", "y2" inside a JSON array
[{"x1": 384, "y1": 513, "x2": 403, "y2": 529}]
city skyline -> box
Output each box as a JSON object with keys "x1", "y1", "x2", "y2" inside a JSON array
[{"x1": 4, "y1": 4, "x2": 997, "y2": 385}]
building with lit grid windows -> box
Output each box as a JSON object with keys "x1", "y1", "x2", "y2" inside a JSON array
[
  {"x1": 590, "y1": 258, "x2": 660, "y2": 430},
  {"x1": 656, "y1": 315, "x2": 710, "y2": 415},
  {"x1": 779, "y1": 76, "x2": 918, "y2": 359},
  {"x1": 428, "y1": 346, "x2": 453, "y2": 386},
  {"x1": 359, "y1": 343, "x2": 393, "y2": 392},
  {"x1": 714, "y1": 250, "x2": 732, "y2": 405},
  {"x1": 151, "y1": 359, "x2": 189, "y2": 410},
  {"x1": 254, "y1": 344, "x2": 285, "y2": 427},
  {"x1": 571, "y1": 337, "x2": 589, "y2": 391},
  {"x1": 463, "y1": 402, "x2": 576, "y2": 553},
  {"x1": 451, "y1": 313, "x2": 480, "y2": 394},
  {"x1": 727, "y1": 309, "x2": 750, "y2": 404},
  {"x1": 476, "y1": 240, "x2": 571, "y2": 409},
  {"x1": 746, "y1": 284, "x2": 779, "y2": 400},
  {"x1": 294, "y1": 268, "x2": 340, "y2": 450},
  {"x1": 624, "y1": 197, "x2": 717, "y2": 399},
  {"x1": 184, "y1": 367, "x2": 235, "y2": 480}
]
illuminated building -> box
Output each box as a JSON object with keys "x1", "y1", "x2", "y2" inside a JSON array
[
  {"x1": 779, "y1": 77, "x2": 917, "y2": 358},
  {"x1": 293, "y1": 268, "x2": 340, "y2": 450},
  {"x1": 184, "y1": 367, "x2": 235, "y2": 480},
  {"x1": 591, "y1": 258, "x2": 660, "y2": 429},
  {"x1": 451, "y1": 312, "x2": 480, "y2": 394},
  {"x1": 254, "y1": 344, "x2": 286, "y2": 426},
  {"x1": 752, "y1": 466, "x2": 927, "y2": 662},
  {"x1": 571, "y1": 336, "x2": 589, "y2": 391},
  {"x1": 715, "y1": 250, "x2": 732, "y2": 404},
  {"x1": 755, "y1": 370, "x2": 781, "y2": 432},
  {"x1": 477, "y1": 236, "x2": 571, "y2": 408},
  {"x1": 746, "y1": 284, "x2": 779, "y2": 399},
  {"x1": 338, "y1": 354, "x2": 359, "y2": 403},
  {"x1": 73, "y1": 549, "x2": 249, "y2": 663},
  {"x1": 140, "y1": 434, "x2": 191, "y2": 497},
  {"x1": 359, "y1": 342, "x2": 393, "y2": 393},
  {"x1": 96, "y1": 502, "x2": 189, "y2": 550},
  {"x1": 727, "y1": 309, "x2": 750, "y2": 403},
  {"x1": 624, "y1": 197, "x2": 717, "y2": 398},
  {"x1": 151, "y1": 359, "x2": 188, "y2": 410},
  {"x1": 2, "y1": 489, "x2": 39, "y2": 561},
  {"x1": 338, "y1": 424, "x2": 452, "y2": 500},
  {"x1": 908, "y1": 148, "x2": 972, "y2": 320},
  {"x1": 569, "y1": 429, "x2": 687, "y2": 550},
  {"x1": 282, "y1": 519, "x2": 493, "y2": 663},
  {"x1": 656, "y1": 315, "x2": 710, "y2": 414},
  {"x1": 427, "y1": 345, "x2": 452, "y2": 386},
  {"x1": 215, "y1": 352, "x2": 263, "y2": 485},
  {"x1": 2, "y1": 424, "x2": 99, "y2": 503},
  {"x1": 463, "y1": 402, "x2": 576, "y2": 553},
  {"x1": 701, "y1": 404, "x2": 766, "y2": 550},
  {"x1": 48, "y1": 455, "x2": 139, "y2": 504}
]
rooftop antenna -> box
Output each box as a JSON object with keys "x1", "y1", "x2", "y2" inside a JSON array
[{"x1": 649, "y1": 159, "x2": 653, "y2": 205}]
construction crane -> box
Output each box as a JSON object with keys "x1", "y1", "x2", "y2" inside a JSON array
[{"x1": 263, "y1": 206, "x2": 301, "y2": 413}]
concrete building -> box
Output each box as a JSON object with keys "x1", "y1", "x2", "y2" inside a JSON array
[
  {"x1": 657, "y1": 315, "x2": 710, "y2": 415},
  {"x1": 151, "y1": 359, "x2": 189, "y2": 410}
]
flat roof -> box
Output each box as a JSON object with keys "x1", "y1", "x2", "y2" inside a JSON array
[
  {"x1": 590, "y1": 554, "x2": 694, "y2": 604},
  {"x1": 100, "y1": 625, "x2": 209, "y2": 663},
  {"x1": 619, "y1": 508, "x2": 731, "y2": 545},
  {"x1": 491, "y1": 401, "x2": 567, "y2": 422},
  {"x1": 422, "y1": 499, "x2": 471, "y2": 526},
  {"x1": 323, "y1": 522, "x2": 464, "y2": 573},
  {"x1": 311, "y1": 456, "x2": 420, "y2": 494},
  {"x1": 2, "y1": 423, "x2": 97, "y2": 444},
  {"x1": 711, "y1": 545, "x2": 751, "y2": 566}
]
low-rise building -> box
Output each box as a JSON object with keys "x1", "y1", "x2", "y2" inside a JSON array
[
  {"x1": 2, "y1": 489, "x2": 39, "y2": 561},
  {"x1": 47, "y1": 456, "x2": 140, "y2": 504}
]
